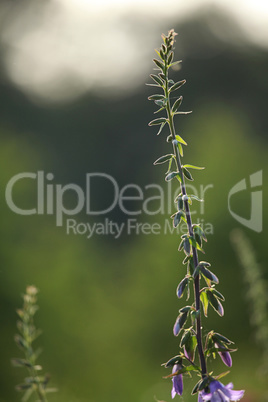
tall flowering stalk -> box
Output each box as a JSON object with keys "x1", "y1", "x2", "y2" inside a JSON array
[{"x1": 148, "y1": 30, "x2": 244, "y2": 401}]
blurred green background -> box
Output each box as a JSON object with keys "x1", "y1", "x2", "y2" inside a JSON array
[{"x1": 0, "y1": 1, "x2": 267, "y2": 401}]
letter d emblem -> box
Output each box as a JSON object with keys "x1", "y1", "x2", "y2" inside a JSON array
[{"x1": 228, "y1": 170, "x2": 262, "y2": 233}]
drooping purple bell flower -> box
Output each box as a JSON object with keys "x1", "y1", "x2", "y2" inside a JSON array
[
  {"x1": 198, "y1": 380, "x2": 244, "y2": 401},
  {"x1": 171, "y1": 364, "x2": 183, "y2": 398}
]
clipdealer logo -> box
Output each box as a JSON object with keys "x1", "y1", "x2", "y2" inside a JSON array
[
  {"x1": 228, "y1": 170, "x2": 263, "y2": 233},
  {"x1": 4, "y1": 171, "x2": 214, "y2": 238}
]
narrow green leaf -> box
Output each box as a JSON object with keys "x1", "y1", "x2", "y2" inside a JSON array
[
  {"x1": 175, "y1": 194, "x2": 184, "y2": 210},
  {"x1": 184, "y1": 333, "x2": 197, "y2": 361},
  {"x1": 154, "y1": 102, "x2": 165, "y2": 111},
  {"x1": 169, "y1": 79, "x2": 186, "y2": 92},
  {"x1": 183, "y1": 237, "x2": 191, "y2": 255},
  {"x1": 199, "y1": 261, "x2": 211, "y2": 267},
  {"x1": 175, "y1": 365, "x2": 200, "y2": 375},
  {"x1": 178, "y1": 142, "x2": 184, "y2": 156},
  {"x1": 154, "y1": 49, "x2": 161, "y2": 58},
  {"x1": 166, "y1": 44, "x2": 172, "y2": 54},
  {"x1": 178, "y1": 239, "x2": 184, "y2": 252},
  {"x1": 163, "y1": 364, "x2": 199, "y2": 379},
  {"x1": 191, "y1": 309, "x2": 200, "y2": 321},
  {"x1": 189, "y1": 236, "x2": 204, "y2": 252},
  {"x1": 164, "y1": 355, "x2": 182, "y2": 368},
  {"x1": 180, "y1": 328, "x2": 192, "y2": 347},
  {"x1": 176, "y1": 172, "x2": 182, "y2": 183},
  {"x1": 211, "y1": 289, "x2": 225, "y2": 301},
  {"x1": 161, "y1": 44, "x2": 167, "y2": 53},
  {"x1": 173, "y1": 311, "x2": 188, "y2": 336},
  {"x1": 167, "y1": 51, "x2": 174, "y2": 65},
  {"x1": 215, "y1": 371, "x2": 231, "y2": 380},
  {"x1": 195, "y1": 233, "x2": 202, "y2": 247},
  {"x1": 173, "y1": 211, "x2": 184, "y2": 228},
  {"x1": 200, "y1": 290, "x2": 209, "y2": 317},
  {"x1": 148, "y1": 117, "x2": 167, "y2": 126},
  {"x1": 175, "y1": 134, "x2": 187, "y2": 145},
  {"x1": 190, "y1": 195, "x2": 204, "y2": 202},
  {"x1": 157, "y1": 122, "x2": 166, "y2": 135},
  {"x1": 148, "y1": 94, "x2": 165, "y2": 101},
  {"x1": 198, "y1": 377, "x2": 210, "y2": 391},
  {"x1": 153, "y1": 154, "x2": 173, "y2": 165},
  {"x1": 188, "y1": 256, "x2": 195, "y2": 276},
  {"x1": 160, "y1": 49, "x2": 165, "y2": 61},
  {"x1": 208, "y1": 346, "x2": 236, "y2": 354},
  {"x1": 153, "y1": 58, "x2": 165, "y2": 71},
  {"x1": 200, "y1": 266, "x2": 219, "y2": 284},
  {"x1": 183, "y1": 164, "x2": 205, "y2": 170},
  {"x1": 212, "y1": 333, "x2": 233, "y2": 345},
  {"x1": 166, "y1": 156, "x2": 174, "y2": 173},
  {"x1": 179, "y1": 311, "x2": 189, "y2": 327},
  {"x1": 174, "y1": 110, "x2": 192, "y2": 115},
  {"x1": 150, "y1": 74, "x2": 164, "y2": 86},
  {"x1": 192, "y1": 381, "x2": 202, "y2": 395},
  {"x1": 165, "y1": 171, "x2": 179, "y2": 182},
  {"x1": 172, "y1": 96, "x2": 183, "y2": 113},
  {"x1": 206, "y1": 331, "x2": 214, "y2": 347},
  {"x1": 183, "y1": 167, "x2": 194, "y2": 181},
  {"x1": 179, "y1": 306, "x2": 192, "y2": 313},
  {"x1": 170, "y1": 60, "x2": 182, "y2": 68},
  {"x1": 146, "y1": 83, "x2": 161, "y2": 87},
  {"x1": 207, "y1": 291, "x2": 224, "y2": 316},
  {"x1": 183, "y1": 255, "x2": 191, "y2": 265},
  {"x1": 193, "y1": 224, "x2": 207, "y2": 242}
]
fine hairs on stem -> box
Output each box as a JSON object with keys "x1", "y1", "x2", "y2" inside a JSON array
[{"x1": 148, "y1": 30, "x2": 244, "y2": 401}]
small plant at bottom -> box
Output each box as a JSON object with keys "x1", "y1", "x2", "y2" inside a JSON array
[
  {"x1": 147, "y1": 29, "x2": 244, "y2": 401},
  {"x1": 12, "y1": 285, "x2": 57, "y2": 401}
]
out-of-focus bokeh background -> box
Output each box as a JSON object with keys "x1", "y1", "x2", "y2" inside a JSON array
[{"x1": 0, "y1": 0, "x2": 267, "y2": 401}]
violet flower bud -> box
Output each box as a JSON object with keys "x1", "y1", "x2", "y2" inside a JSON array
[
  {"x1": 215, "y1": 342, "x2": 232, "y2": 367},
  {"x1": 171, "y1": 364, "x2": 183, "y2": 398}
]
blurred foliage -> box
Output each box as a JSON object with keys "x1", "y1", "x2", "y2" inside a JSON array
[
  {"x1": 0, "y1": 8, "x2": 267, "y2": 402},
  {"x1": 231, "y1": 230, "x2": 268, "y2": 377}
]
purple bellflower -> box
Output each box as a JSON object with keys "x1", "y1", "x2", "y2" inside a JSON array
[
  {"x1": 171, "y1": 364, "x2": 183, "y2": 399},
  {"x1": 198, "y1": 380, "x2": 244, "y2": 402}
]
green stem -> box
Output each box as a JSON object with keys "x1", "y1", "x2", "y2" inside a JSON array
[
  {"x1": 24, "y1": 304, "x2": 48, "y2": 401},
  {"x1": 164, "y1": 74, "x2": 207, "y2": 377}
]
